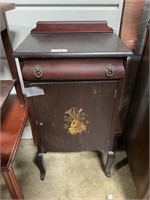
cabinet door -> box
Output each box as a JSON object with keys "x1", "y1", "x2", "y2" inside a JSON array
[{"x1": 30, "y1": 81, "x2": 118, "y2": 152}]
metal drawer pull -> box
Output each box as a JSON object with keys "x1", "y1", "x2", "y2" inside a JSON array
[
  {"x1": 34, "y1": 65, "x2": 42, "y2": 78},
  {"x1": 105, "y1": 64, "x2": 114, "y2": 77}
]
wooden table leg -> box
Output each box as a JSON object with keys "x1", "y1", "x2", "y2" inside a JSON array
[{"x1": 2, "y1": 166, "x2": 23, "y2": 200}]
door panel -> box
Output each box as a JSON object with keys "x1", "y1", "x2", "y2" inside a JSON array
[{"x1": 30, "y1": 81, "x2": 118, "y2": 152}]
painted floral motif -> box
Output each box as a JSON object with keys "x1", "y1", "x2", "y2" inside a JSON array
[{"x1": 64, "y1": 107, "x2": 89, "y2": 135}]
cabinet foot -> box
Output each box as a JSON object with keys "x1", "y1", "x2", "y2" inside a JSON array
[
  {"x1": 105, "y1": 151, "x2": 115, "y2": 178},
  {"x1": 35, "y1": 152, "x2": 46, "y2": 180}
]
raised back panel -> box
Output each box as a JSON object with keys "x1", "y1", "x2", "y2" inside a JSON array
[{"x1": 31, "y1": 21, "x2": 113, "y2": 34}]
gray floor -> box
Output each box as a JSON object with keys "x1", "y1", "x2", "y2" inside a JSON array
[{"x1": 1, "y1": 139, "x2": 137, "y2": 200}]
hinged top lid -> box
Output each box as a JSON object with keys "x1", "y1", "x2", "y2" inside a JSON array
[{"x1": 13, "y1": 21, "x2": 133, "y2": 58}]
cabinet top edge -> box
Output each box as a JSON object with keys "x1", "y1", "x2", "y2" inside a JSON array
[{"x1": 14, "y1": 32, "x2": 133, "y2": 58}]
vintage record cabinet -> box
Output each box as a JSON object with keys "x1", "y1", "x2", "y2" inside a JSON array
[{"x1": 14, "y1": 21, "x2": 132, "y2": 180}]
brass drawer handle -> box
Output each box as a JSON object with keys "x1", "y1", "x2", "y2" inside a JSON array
[
  {"x1": 34, "y1": 65, "x2": 42, "y2": 78},
  {"x1": 105, "y1": 64, "x2": 114, "y2": 77}
]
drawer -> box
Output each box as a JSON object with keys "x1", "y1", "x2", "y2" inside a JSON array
[{"x1": 22, "y1": 58, "x2": 125, "y2": 81}]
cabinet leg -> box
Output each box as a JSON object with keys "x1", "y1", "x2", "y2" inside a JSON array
[
  {"x1": 105, "y1": 151, "x2": 115, "y2": 178},
  {"x1": 2, "y1": 167, "x2": 23, "y2": 200},
  {"x1": 34, "y1": 152, "x2": 46, "y2": 180}
]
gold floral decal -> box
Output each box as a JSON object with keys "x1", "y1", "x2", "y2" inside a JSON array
[{"x1": 64, "y1": 107, "x2": 89, "y2": 135}]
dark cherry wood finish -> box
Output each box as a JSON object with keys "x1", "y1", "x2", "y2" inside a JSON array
[
  {"x1": 14, "y1": 21, "x2": 132, "y2": 180},
  {"x1": 31, "y1": 21, "x2": 113, "y2": 34},
  {"x1": 117, "y1": 0, "x2": 145, "y2": 138},
  {"x1": 2, "y1": 166, "x2": 22, "y2": 200},
  {"x1": 1, "y1": 95, "x2": 28, "y2": 171},
  {"x1": 0, "y1": 3, "x2": 24, "y2": 105},
  {"x1": 0, "y1": 3, "x2": 28, "y2": 200},
  {"x1": 0, "y1": 80, "x2": 15, "y2": 108},
  {"x1": 124, "y1": 23, "x2": 149, "y2": 199},
  {"x1": 14, "y1": 31, "x2": 131, "y2": 59},
  {"x1": 22, "y1": 58, "x2": 125, "y2": 81}
]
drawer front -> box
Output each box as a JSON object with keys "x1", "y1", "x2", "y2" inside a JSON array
[
  {"x1": 30, "y1": 80, "x2": 118, "y2": 152},
  {"x1": 22, "y1": 58, "x2": 125, "y2": 81}
]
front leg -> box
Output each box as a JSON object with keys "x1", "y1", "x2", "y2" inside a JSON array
[
  {"x1": 105, "y1": 151, "x2": 115, "y2": 178},
  {"x1": 34, "y1": 152, "x2": 46, "y2": 180}
]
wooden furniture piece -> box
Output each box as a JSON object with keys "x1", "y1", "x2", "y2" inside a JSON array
[
  {"x1": 117, "y1": 0, "x2": 145, "y2": 136},
  {"x1": 124, "y1": 23, "x2": 149, "y2": 199},
  {"x1": 0, "y1": 3, "x2": 24, "y2": 105},
  {"x1": 0, "y1": 3, "x2": 28, "y2": 200},
  {"x1": 13, "y1": 21, "x2": 132, "y2": 180}
]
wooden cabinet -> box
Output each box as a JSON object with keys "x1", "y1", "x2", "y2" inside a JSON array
[
  {"x1": 124, "y1": 23, "x2": 149, "y2": 199},
  {"x1": 13, "y1": 21, "x2": 132, "y2": 180},
  {"x1": 0, "y1": 3, "x2": 28, "y2": 199}
]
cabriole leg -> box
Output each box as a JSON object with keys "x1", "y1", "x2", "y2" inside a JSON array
[
  {"x1": 105, "y1": 151, "x2": 115, "y2": 178},
  {"x1": 34, "y1": 152, "x2": 46, "y2": 180}
]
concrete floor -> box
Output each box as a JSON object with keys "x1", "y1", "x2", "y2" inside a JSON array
[{"x1": 1, "y1": 139, "x2": 137, "y2": 200}]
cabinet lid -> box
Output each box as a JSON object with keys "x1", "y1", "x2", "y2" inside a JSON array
[{"x1": 13, "y1": 21, "x2": 133, "y2": 58}]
